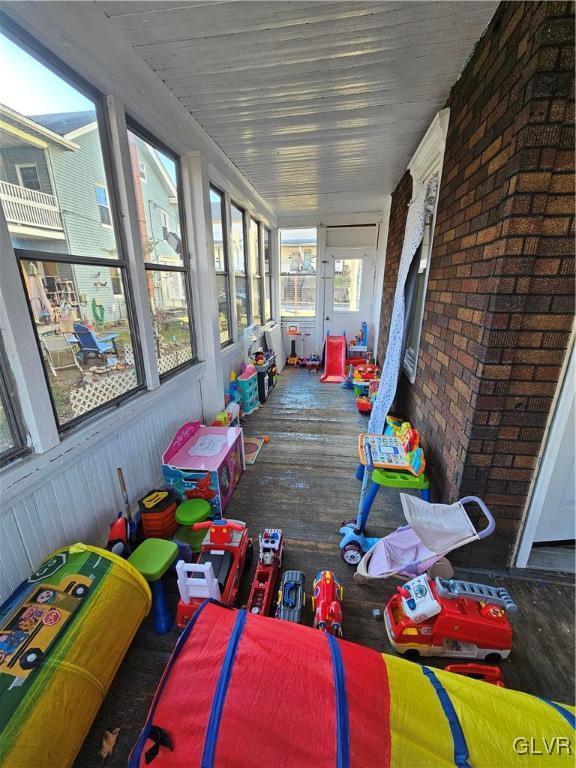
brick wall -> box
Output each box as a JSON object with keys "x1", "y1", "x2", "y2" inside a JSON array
[{"x1": 378, "y1": 1, "x2": 575, "y2": 567}]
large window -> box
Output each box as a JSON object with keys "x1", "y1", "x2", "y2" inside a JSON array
[
  {"x1": 127, "y1": 124, "x2": 195, "y2": 376},
  {"x1": 230, "y1": 202, "x2": 248, "y2": 331},
  {"x1": 210, "y1": 186, "x2": 231, "y2": 345},
  {"x1": 403, "y1": 220, "x2": 433, "y2": 380},
  {"x1": 263, "y1": 227, "x2": 272, "y2": 321},
  {"x1": 0, "y1": 31, "x2": 142, "y2": 429},
  {"x1": 280, "y1": 228, "x2": 317, "y2": 317},
  {"x1": 249, "y1": 217, "x2": 262, "y2": 325}
]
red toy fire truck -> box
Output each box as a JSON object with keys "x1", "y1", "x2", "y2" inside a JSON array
[
  {"x1": 312, "y1": 570, "x2": 344, "y2": 637},
  {"x1": 176, "y1": 518, "x2": 251, "y2": 628},
  {"x1": 385, "y1": 574, "x2": 517, "y2": 660},
  {"x1": 246, "y1": 529, "x2": 284, "y2": 616}
]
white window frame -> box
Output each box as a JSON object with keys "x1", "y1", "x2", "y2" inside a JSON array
[
  {"x1": 209, "y1": 184, "x2": 233, "y2": 346},
  {"x1": 139, "y1": 160, "x2": 147, "y2": 182},
  {"x1": 15, "y1": 162, "x2": 41, "y2": 191},
  {"x1": 279, "y1": 227, "x2": 318, "y2": 319},
  {"x1": 95, "y1": 182, "x2": 112, "y2": 228},
  {"x1": 402, "y1": 108, "x2": 450, "y2": 384}
]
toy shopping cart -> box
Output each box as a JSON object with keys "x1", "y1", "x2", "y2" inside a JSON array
[{"x1": 354, "y1": 493, "x2": 495, "y2": 583}]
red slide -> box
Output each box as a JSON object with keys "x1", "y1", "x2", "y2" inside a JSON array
[{"x1": 320, "y1": 335, "x2": 347, "y2": 383}]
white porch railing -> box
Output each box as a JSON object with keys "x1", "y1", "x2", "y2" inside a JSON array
[{"x1": 0, "y1": 180, "x2": 63, "y2": 231}]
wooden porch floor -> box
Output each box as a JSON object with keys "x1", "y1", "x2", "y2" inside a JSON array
[{"x1": 75, "y1": 367, "x2": 575, "y2": 767}]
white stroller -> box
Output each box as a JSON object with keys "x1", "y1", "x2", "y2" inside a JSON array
[{"x1": 354, "y1": 494, "x2": 496, "y2": 583}]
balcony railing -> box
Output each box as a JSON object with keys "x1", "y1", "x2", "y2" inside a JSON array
[{"x1": 0, "y1": 180, "x2": 63, "y2": 232}]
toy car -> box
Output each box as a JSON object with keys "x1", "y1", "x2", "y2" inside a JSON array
[
  {"x1": 275, "y1": 570, "x2": 305, "y2": 623},
  {"x1": 247, "y1": 529, "x2": 284, "y2": 616},
  {"x1": 312, "y1": 570, "x2": 343, "y2": 637},
  {"x1": 176, "y1": 518, "x2": 251, "y2": 628},
  {"x1": 385, "y1": 575, "x2": 517, "y2": 660}
]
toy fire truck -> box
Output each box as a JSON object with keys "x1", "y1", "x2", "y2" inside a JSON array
[
  {"x1": 385, "y1": 574, "x2": 517, "y2": 660},
  {"x1": 246, "y1": 529, "x2": 284, "y2": 616},
  {"x1": 176, "y1": 518, "x2": 251, "y2": 628}
]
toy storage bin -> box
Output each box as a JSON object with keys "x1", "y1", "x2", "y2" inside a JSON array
[
  {"x1": 238, "y1": 368, "x2": 259, "y2": 415},
  {"x1": 138, "y1": 489, "x2": 179, "y2": 538},
  {"x1": 162, "y1": 421, "x2": 245, "y2": 517}
]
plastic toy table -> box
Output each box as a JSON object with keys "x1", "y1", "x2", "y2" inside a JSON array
[{"x1": 162, "y1": 421, "x2": 244, "y2": 517}]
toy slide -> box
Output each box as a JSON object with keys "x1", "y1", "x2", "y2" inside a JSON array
[
  {"x1": 320, "y1": 335, "x2": 346, "y2": 383},
  {"x1": 130, "y1": 602, "x2": 575, "y2": 768},
  {"x1": 0, "y1": 544, "x2": 151, "y2": 768}
]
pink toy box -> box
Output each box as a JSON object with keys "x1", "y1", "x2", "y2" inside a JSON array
[{"x1": 162, "y1": 421, "x2": 244, "y2": 517}]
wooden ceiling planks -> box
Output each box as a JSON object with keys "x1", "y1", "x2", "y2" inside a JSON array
[{"x1": 97, "y1": 0, "x2": 497, "y2": 216}]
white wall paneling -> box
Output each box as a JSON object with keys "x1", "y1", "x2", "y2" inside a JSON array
[{"x1": 0, "y1": 367, "x2": 204, "y2": 601}]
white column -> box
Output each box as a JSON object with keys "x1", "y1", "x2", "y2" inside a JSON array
[
  {"x1": 315, "y1": 224, "x2": 327, "y2": 352},
  {"x1": 183, "y1": 152, "x2": 224, "y2": 420},
  {"x1": 106, "y1": 95, "x2": 160, "y2": 390},
  {"x1": 0, "y1": 210, "x2": 59, "y2": 453}
]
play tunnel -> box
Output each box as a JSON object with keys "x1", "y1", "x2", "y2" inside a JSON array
[{"x1": 130, "y1": 600, "x2": 575, "y2": 767}]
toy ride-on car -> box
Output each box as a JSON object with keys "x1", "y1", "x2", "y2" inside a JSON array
[
  {"x1": 275, "y1": 570, "x2": 305, "y2": 624},
  {"x1": 385, "y1": 573, "x2": 517, "y2": 660},
  {"x1": 176, "y1": 518, "x2": 251, "y2": 628},
  {"x1": 312, "y1": 570, "x2": 343, "y2": 637}
]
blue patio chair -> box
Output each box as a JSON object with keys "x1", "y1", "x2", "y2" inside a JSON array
[{"x1": 73, "y1": 322, "x2": 118, "y2": 364}]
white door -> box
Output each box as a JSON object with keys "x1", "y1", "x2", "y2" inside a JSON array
[
  {"x1": 321, "y1": 248, "x2": 376, "y2": 344},
  {"x1": 534, "y1": 371, "x2": 575, "y2": 542}
]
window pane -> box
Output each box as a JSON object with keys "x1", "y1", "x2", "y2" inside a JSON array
[
  {"x1": 210, "y1": 188, "x2": 226, "y2": 272},
  {"x1": 333, "y1": 258, "x2": 362, "y2": 312},
  {"x1": 248, "y1": 218, "x2": 259, "y2": 275},
  {"x1": 263, "y1": 227, "x2": 270, "y2": 273},
  {"x1": 20, "y1": 260, "x2": 139, "y2": 426},
  {"x1": 280, "y1": 228, "x2": 317, "y2": 273},
  {"x1": 146, "y1": 270, "x2": 194, "y2": 375},
  {"x1": 230, "y1": 203, "x2": 245, "y2": 273},
  {"x1": 281, "y1": 275, "x2": 316, "y2": 317},
  {"x1": 0, "y1": 397, "x2": 16, "y2": 454},
  {"x1": 265, "y1": 274, "x2": 272, "y2": 321},
  {"x1": 251, "y1": 276, "x2": 262, "y2": 324},
  {"x1": 0, "y1": 34, "x2": 120, "y2": 258},
  {"x1": 127, "y1": 129, "x2": 183, "y2": 266},
  {"x1": 216, "y1": 274, "x2": 231, "y2": 345},
  {"x1": 235, "y1": 275, "x2": 248, "y2": 330}
]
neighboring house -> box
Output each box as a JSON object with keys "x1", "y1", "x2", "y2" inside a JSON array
[{"x1": 0, "y1": 104, "x2": 184, "y2": 327}]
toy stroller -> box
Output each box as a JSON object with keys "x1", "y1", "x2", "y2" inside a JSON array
[{"x1": 354, "y1": 493, "x2": 496, "y2": 583}]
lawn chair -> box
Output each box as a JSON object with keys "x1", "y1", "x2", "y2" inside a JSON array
[
  {"x1": 73, "y1": 323, "x2": 118, "y2": 365},
  {"x1": 40, "y1": 333, "x2": 82, "y2": 378}
]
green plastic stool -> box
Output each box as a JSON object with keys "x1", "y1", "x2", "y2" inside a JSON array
[
  {"x1": 175, "y1": 499, "x2": 211, "y2": 553},
  {"x1": 128, "y1": 538, "x2": 178, "y2": 634}
]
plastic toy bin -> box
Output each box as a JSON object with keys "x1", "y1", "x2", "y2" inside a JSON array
[{"x1": 138, "y1": 489, "x2": 179, "y2": 538}]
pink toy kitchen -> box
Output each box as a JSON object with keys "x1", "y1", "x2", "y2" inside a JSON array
[{"x1": 162, "y1": 421, "x2": 244, "y2": 517}]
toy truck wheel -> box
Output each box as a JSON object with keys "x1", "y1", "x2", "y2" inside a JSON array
[
  {"x1": 341, "y1": 543, "x2": 362, "y2": 565},
  {"x1": 403, "y1": 649, "x2": 420, "y2": 661},
  {"x1": 485, "y1": 652, "x2": 502, "y2": 663},
  {"x1": 428, "y1": 557, "x2": 454, "y2": 579},
  {"x1": 20, "y1": 648, "x2": 44, "y2": 670},
  {"x1": 340, "y1": 519, "x2": 356, "y2": 531}
]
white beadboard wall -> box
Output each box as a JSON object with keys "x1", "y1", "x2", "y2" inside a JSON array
[{"x1": 0, "y1": 370, "x2": 203, "y2": 603}]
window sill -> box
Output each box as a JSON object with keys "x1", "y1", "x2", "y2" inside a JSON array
[{"x1": 0, "y1": 360, "x2": 207, "y2": 504}]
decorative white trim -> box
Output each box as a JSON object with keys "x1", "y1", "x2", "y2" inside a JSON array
[
  {"x1": 0, "y1": 103, "x2": 79, "y2": 150},
  {"x1": 64, "y1": 121, "x2": 98, "y2": 141},
  {"x1": 514, "y1": 330, "x2": 575, "y2": 567},
  {"x1": 401, "y1": 108, "x2": 450, "y2": 382},
  {"x1": 408, "y1": 108, "x2": 450, "y2": 190}
]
